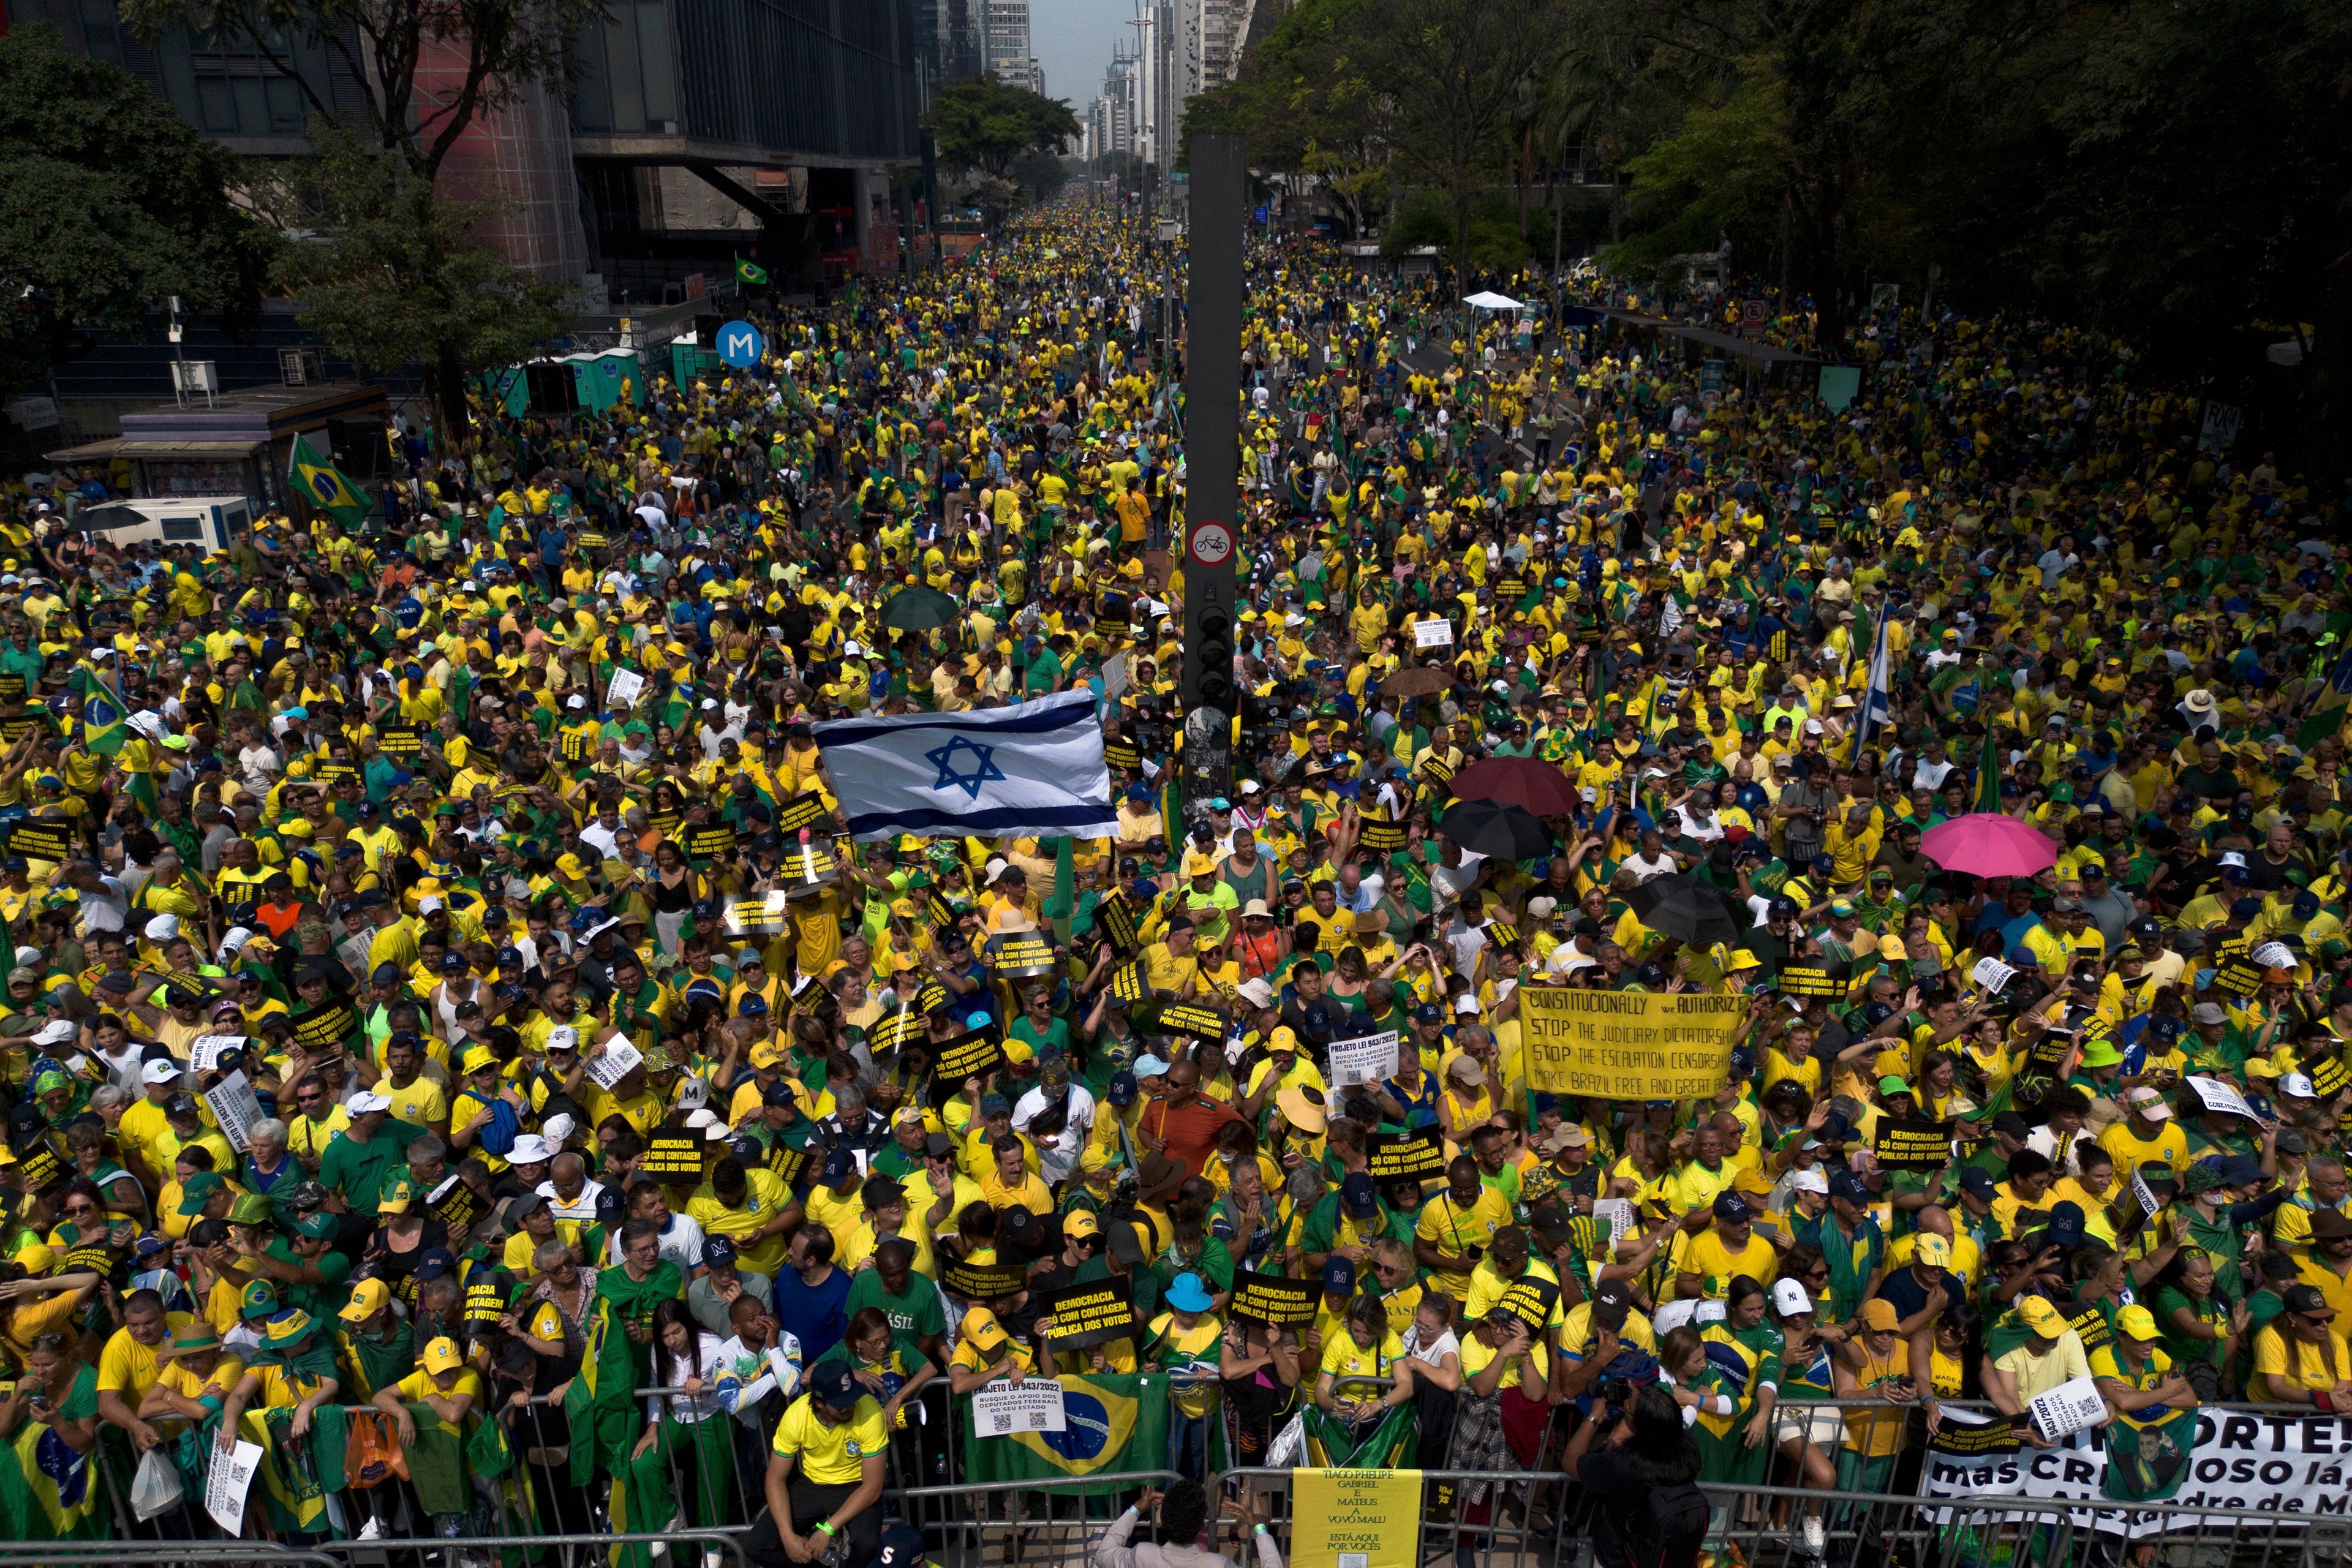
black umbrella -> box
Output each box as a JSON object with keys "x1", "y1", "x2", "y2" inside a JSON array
[
  {"x1": 875, "y1": 587, "x2": 960, "y2": 634},
  {"x1": 1624, "y1": 872, "x2": 1746, "y2": 948},
  {"x1": 1434, "y1": 799, "x2": 1552, "y2": 861}
]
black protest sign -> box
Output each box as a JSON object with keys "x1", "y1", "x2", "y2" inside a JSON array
[
  {"x1": 1366, "y1": 1127, "x2": 1447, "y2": 1181},
  {"x1": 867, "y1": 1006, "x2": 929, "y2": 1057},
  {"x1": 943, "y1": 1259, "x2": 1030, "y2": 1302},
  {"x1": 1359, "y1": 818, "x2": 1408, "y2": 854},
  {"x1": 1102, "y1": 739, "x2": 1142, "y2": 773},
  {"x1": 765, "y1": 1143, "x2": 812, "y2": 1191},
  {"x1": 1931, "y1": 1419, "x2": 2021, "y2": 1459},
  {"x1": 10, "y1": 1141, "x2": 62, "y2": 1191},
  {"x1": 1095, "y1": 892, "x2": 1140, "y2": 955},
  {"x1": 428, "y1": 1177, "x2": 483, "y2": 1229},
  {"x1": 1037, "y1": 1275, "x2": 1141, "y2": 1347},
  {"x1": 933, "y1": 1025, "x2": 1003, "y2": 1082},
  {"x1": 465, "y1": 1278, "x2": 508, "y2": 1324},
  {"x1": 377, "y1": 723, "x2": 426, "y2": 758},
  {"x1": 2067, "y1": 1303, "x2": 2113, "y2": 1354},
  {"x1": 2211, "y1": 956, "x2": 2269, "y2": 1000},
  {"x1": 6, "y1": 821, "x2": 73, "y2": 864},
  {"x1": 774, "y1": 794, "x2": 831, "y2": 835},
  {"x1": 559, "y1": 729, "x2": 596, "y2": 763},
  {"x1": 1229, "y1": 1270, "x2": 1318, "y2": 1329},
  {"x1": 1109, "y1": 960, "x2": 1147, "y2": 1003},
  {"x1": 990, "y1": 935, "x2": 1057, "y2": 974},
  {"x1": 685, "y1": 824, "x2": 739, "y2": 860},
  {"x1": 290, "y1": 1000, "x2": 359, "y2": 1053},
  {"x1": 925, "y1": 891, "x2": 958, "y2": 930},
  {"x1": 640, "y1": 1134, "x2": 707, "y2": 1180},
  {"x1": 2309, "y1": 1051, "x2": 2352, "y2": 1101},
  {"x1": 1871, "y1": 1118, "x2": 1952, "y2": 1172},
  {"x1": 1499, "y1": 1276, "x2": 1560, "y2": 1332},
  {"x1": 1153, "y1": 1004, "x2": 1226, "y2": 1044},
  {"x1": 1776, "y1": 965, "x2": 1844, "y2": 999}
]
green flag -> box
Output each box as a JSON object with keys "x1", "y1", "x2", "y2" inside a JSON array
[
  {"x1": 1977, "y1": 722, "x2": 2004, "y2": 813},
  {"x1": 736, "y1": 258, "x2": 768, "y2": 285},
  {"x1": 67, "y1": 662, "x2": 126, "y2": 755},
  {"x1": 286, "y1": 431, "x2": 372, "y2": 528}
]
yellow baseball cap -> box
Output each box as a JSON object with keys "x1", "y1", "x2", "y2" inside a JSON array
[
  {"x1": 2018, "y1": 1296, "x2": 2067, "y2": 1338},
  {"x1": 421, "y1": 1336, "x2": 465, "y2": 1374},
  {"x1": 340, "y1": 1278, "x2": 391, "y2": 1323}
]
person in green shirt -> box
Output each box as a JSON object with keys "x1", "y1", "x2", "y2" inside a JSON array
[
  {"x1": 316, "y1": 1098, "x2": 429, "y2": 1217},
  {"x1": 596, "y1": 1219, "x2": 687, "y2": 1383},
  {"x1": 843, "y1": 1238, "x2": 947, "y2": 1362}
]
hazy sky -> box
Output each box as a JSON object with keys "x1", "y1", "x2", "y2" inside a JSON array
[{"x1": 1030, "y1": 0, "x2": 1128, "y2": 109}]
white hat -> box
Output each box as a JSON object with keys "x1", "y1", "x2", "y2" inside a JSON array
[
  {"x1": 1237, "y1": 978, "x2": 1275, "y2": 1010},
  {"x1": 1771, "y1": 1278, "x2": 1814, "y2": 1317},
  {"x1": 141, "y1": 1059, "x2": 181, "y2": 1085},
  {"x1": 2218, "y1": 851, "x2": 2248, "y2": 869},
  {"x1": 1526, "y1": 896, "x2": 1558, "y2": 919},
  {"x1": 2283, "y1": 1072, "x2": 2320, "y2": 1099},
  {"x1": 703, "y1": 1121, "x2": 733, "y2": 1143},
  {"x1": 985, "y1": 859, "x2": 1010, "y2": 884},
  {"x1": 844, "y1": 640, "x2": 864, "y2": 657},
  {"x1": 1239, "y1": 780, "x2": 1262, "y2": 795},
  {"x1": 1455, "y1": 993, "x2": 1481, "y2": 1014},
  {"x1": 685, "y1": 1109, "x2": 718, "y2": 1130},
  {"x1": 545, "y1": 1026, "x2": 580, "y2": 1053},
  {"x1": 1651, "y1": 1298, "x2": 1699, "y2": 1336},
  {"x1": 566, "y1": 694, "x2": 586, "y2": 709},
  {"x1": 348, "y1": 1090, "x2": 392, "y2": 1114},
  {"x1": 33, "y1": 1019, "x2": 75, "y2": 1047},
  {"x1": 145, "y1": 913, "x2": 180, "y2": 941},
  {"x1": 221, "y1": 927, "x2": 254, "y2": 953},
  {"x1": 539, "y1": 1114, "x2": 576, "y2": 1145},
  {"x1": 12, "y1": 946, "x2": 39, "y2": 969},
  {"x1": 417, "y1": 897, "x2": 443, "y2": 914},
  {"x1": 1790, "y1": 1167, "x2": 1830, "y2": 1195},
  {"x1": 702, "y1": 698, "x2": 720, "y2": 711},
  {"x1": 1804, "y1": 719, "x2": 1825, "y2": 735},
  {"x1": 676, "y1": 1076, "x2": 710, "y2": 1111},
  {"x1": 505, "y1": 1134, "x2": 552, "y2": 1165},
  {"x1": 2184, "y1": 689, "x2": 2216, "y2": 715}
]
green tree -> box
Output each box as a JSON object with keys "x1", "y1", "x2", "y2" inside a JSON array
[
  {"x1": 0, "y1": 26, "x2": 274, "y2": 398},
  {"x1": 1185, "y1": 0, "x2": 1389, "y2": 236},
  {"x1": 265, "y1": 127, "x2": 564, "y2": 443},
  {"x1": 123, "y1": 0, "x2": 606, "y2": 182},
  {"x1": 1360, "y1": 0, "x2": 1564, "y2": 289},
  {"x1": 925, "y1": 75, "x2": 1083, "y2": 230}
]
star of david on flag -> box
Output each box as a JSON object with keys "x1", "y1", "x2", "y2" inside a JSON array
[
  {"x1": 925, "y1": 734, "x2": 1007, "y2": 799},
  {"x1": 812, "y1": 690, "x2": 1117, "y2": 841}
]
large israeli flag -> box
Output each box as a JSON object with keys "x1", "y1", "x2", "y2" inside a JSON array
[{"x1": 812, "y1": 690, "x2": 1117, "y2": 841}]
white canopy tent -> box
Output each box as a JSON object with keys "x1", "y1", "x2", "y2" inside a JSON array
[{"x1": 1462, "y1": 291, "x2": 1525, "y2": 311}]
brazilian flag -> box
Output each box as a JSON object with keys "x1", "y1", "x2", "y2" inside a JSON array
[
  {"x1": 737, "y1": 259, "x2": 769, "y2": 285},
  {"x1": 287, "y1": 431, "x2": 373, "y2": 528},
  {"x1": 963, "y1": 1372, "x2": 1168, "y2": 1481}
]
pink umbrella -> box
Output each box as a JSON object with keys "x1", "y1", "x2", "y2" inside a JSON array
[{"x1": 1918, "y1": 813, "x2": 2056, "y2": 879}]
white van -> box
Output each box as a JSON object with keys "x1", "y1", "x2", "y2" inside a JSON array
[{"x1": 75, "y1": 496, "x2": 255, "y2": 553}]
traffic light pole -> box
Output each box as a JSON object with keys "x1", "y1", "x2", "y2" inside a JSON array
[{"x1": 1178, "y1": 131, "x2": 1245, "y2": 826}]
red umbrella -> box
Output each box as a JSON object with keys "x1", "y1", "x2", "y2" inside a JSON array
[
  {"x1": 1918, "y1": 813, "x2": 2057, "y2": 879},
  {"x1": 1449, "y1": 756, "x2": 1581, "y2": 817}
]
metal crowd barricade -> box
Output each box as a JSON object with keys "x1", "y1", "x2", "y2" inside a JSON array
[
  {"x1": 318, "y1": 1531, "x2": 753, "y2": 1568},
  {"x1": 887, "y1": 1471, "x2": 1183, "y2": 1568}
]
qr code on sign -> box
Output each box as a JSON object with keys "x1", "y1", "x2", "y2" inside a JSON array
[
  {"x1": 1340, "y1": 1555, "x2": 1368, "y2": 1568},
  {"x1": 993, "y1": 1414, "x2": 1013, "y2": 1432}
]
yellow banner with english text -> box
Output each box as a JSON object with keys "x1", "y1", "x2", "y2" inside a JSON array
[{"x1": 1518, "y1": 986, "x2": 1746, "y2": 1100}]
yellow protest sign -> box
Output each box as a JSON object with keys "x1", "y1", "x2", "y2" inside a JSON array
[
  {"x1": 1293, "y1": 1467, "x2": 1421, "y2": 1568},
  {"x1": 1518, "y1": 987, "x2": 1746, "y2": 1099}
]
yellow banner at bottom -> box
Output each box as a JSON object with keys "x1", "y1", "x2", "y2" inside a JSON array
[
  {"x1": 1292, "y1": 1466, "x2": 1422, "y2": 1568},
  {"x1": 1518, "y1": 986, "x2": 1747, "y2": 1099}
]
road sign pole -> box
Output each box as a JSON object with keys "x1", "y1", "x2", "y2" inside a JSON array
[{"x1": 1178, "y1": 132, "x2": 1245, "y2": 825}]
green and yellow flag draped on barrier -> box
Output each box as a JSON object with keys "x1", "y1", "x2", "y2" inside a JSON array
[{"x1": 962, "y1": 1373, "x2": 1168, "y2": 1480}]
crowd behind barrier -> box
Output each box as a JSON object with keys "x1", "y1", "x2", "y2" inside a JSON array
[{"x1": 3, "y1": 196, "x2": 2351, "y2": 1568}]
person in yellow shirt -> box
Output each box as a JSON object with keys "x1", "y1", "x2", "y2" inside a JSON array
[
  {"x1": 1677, "y1": 1193, "x2": 1780, "y2": 1298},
  {"x1": 2249, "y1": 1284, "x2": 2352, "y2": 1408},
  {"x1": 2097, "y1": 1088, "x2": 2189, "y2": 1183},
  {"x1": 761, "y1": 1361, "x2": 891, "y2": 1566},
  {"x1": 372, "y1": 1334, "x2": 480, "y2": 1445},
  {"x1": 688, "y1": 1153, "x2": 800, "y2": 1278},
  {"x1": 1414, "y1": 1156, "x2": 1512, "y2": 1301}
]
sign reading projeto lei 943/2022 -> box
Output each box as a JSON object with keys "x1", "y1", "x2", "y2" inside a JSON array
[{"x1": 1518, "y1": 988, "x2": 1748, "y2": 1101}]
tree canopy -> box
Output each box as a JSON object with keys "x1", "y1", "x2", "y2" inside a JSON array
[
  {"x1": 925, "y1": 75, "x2": 1083, "y2": 183},
  {"x1": 0, "y1": 26, "x2": 274, "y2": 398},
  {"x1": 1206, "y1": 0, "x2": 2352, "y2": 437}
]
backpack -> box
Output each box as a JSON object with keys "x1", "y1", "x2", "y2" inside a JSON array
[
  {"x1": 475, "y1": 1095, "x2": 522, "y2": 1158},
  {"x1": 1625, "y1": 1479, "x2": 1709, "y2": 1568}
]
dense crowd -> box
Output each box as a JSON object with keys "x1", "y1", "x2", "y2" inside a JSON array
[{"x1": 0, "y1": 203, "x2": 2345, "y2": 1568}]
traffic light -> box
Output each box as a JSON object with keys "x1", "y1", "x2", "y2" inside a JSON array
[{"x1": 1193, "y1": 606, "x2": 1235, "y2": 713}]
